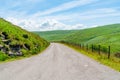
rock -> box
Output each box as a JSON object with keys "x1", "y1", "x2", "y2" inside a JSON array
[
  {"x1": 10, "y1": 45, "x2": 21, "y2": 51},
  {"x1": 0, "y1": 45, "x2": 3, "y2": 48},
  {"x1": 2, "y1": 32, "x2": 9, "y2": 39},
  {"x1": 0, "y1": 34, "x2": 5, "y2": 40},
  {"x1": 8, "y1": 51, "x2": 14, "y2": 56},
  {"x1": 2, "y1": 40, "x2": 11, "y2": 45},
  {"x1": 16, "y1": 51, "x2": 23, "y2": 56},
  {"x1": 23, "y1": 44, "x2": 30, "y2": 50}
]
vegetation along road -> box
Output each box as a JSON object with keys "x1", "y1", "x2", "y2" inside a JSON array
[{"x1": 0, "y1": 43, "x2": 120, "y2": 80}]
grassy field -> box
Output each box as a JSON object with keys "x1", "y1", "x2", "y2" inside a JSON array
[
  {"x1": 34, "y1": 24, "x2": 120, "y2": 54},
  {"x1": 0, "y1": 18, "x2": 49, "y2": 61},
  {"x1": 34, "y1": 30, "x2": 78, "y2": 42}
]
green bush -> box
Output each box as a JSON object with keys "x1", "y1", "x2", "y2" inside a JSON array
[
  {"x1": 21, "y1": 49, "x2": 28, "y2": 55},
  {"x1": 0, "y1": 52, "x2": 9, "y2": 61},
  {"x1": 101, "y1": 46, "x2": 108, "y2": 53},
  {"x1": 23, "y1": 34, "x2": 28, "y2": 38}
]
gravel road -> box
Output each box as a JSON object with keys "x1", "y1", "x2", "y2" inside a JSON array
[{"x1": 0, "y1": 43, "x2": 120, "y2": 80}]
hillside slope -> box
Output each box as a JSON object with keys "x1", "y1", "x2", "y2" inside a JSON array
[
  {"x1": 34, "y1": 24, "x2": 120, "y2": 54},
  {"x1": 65, "y1": 24, "x2": 120, "y2": 53},
  {"x1": 34, "y1": 30, "x2": 78, "y2": 42},
  {"x1": 0, "y1": 18, "x2": 49, "y2": 61}
]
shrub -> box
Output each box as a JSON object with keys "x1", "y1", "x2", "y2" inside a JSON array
[
  {"x1": 23, "y1": 34, "x2": 28, "y2": 38},
  {"x1": 21, "y1": 49, "x2": 28, "y2": 55},
  {"x1": 0, "y1": 51, "x2": 9, "y2": 61},
  {"x1": 101, "y1": 46, "x2": 108, "y2": 53}
]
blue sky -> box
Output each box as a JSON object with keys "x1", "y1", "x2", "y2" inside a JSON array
[{"x1": 0, "y1": 0, "x2": 120, "y2": 31}]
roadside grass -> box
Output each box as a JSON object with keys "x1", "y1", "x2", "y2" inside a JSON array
[
  {"x1": 0, "y1": 45, "x2": 49, "y2": 64},
  {"x1": 64, "y1": 43, "x2": 120, "y2": 72}
]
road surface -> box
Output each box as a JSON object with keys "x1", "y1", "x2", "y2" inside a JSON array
[{"x1": 0, "y1": 43, "x2": 120, "y2": 80}]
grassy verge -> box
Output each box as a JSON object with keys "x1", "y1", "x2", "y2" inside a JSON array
[
  {"x1": 63, "y1": 43, "x2": 120, "y2": 72},
  {"x1": 0, "y1": 18, "x2": 50, "y2": 63},
  {"x1": 0, "y1": 44, "x2": 50, "y2": 64}
]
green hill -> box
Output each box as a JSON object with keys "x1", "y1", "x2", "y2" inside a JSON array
[
  {"x1": 34, "y1": 30, "x2": 77, "y2": 42},
  {"x1": 65, "y1": 24, "x2": 120, "y2": 53},
  {"x1": 0, "y1": 18, "x2": 49, "y2": 61},
  {"x1": 34, "y1": 24, "x2": 120, "y2": 54}
]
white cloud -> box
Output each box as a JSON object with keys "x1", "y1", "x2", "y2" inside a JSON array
[
  {"x1": 41, "y1": 8, "x2": 120, "y2": 22},
  {"x1": 5, "y1": 7, "x2": 120, "y2": 31},
  {"x1": 6, "y1": 17, "x2": 87, "y2": 31},
  {"x1": 34, "y1": 0, "x2": 98, "y2": 17},
  {"x1": 72, "y1": 24, "x2": 87, "y2": 29},
  {"x1": 90, "y1": 25, "x2": 98, "y2": 28}
]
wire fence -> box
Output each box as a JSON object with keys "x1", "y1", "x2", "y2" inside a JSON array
[{"x1": 60, "y1": 41, "x2": 111, "y2": 59}]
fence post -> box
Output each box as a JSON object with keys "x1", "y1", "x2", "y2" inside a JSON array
[
  {"x1": 98, "y1": 45, "x2": 100, "y2": 55},
  {"x1": 108, "y1": 46, "x2": 110, "y2": 59}
]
